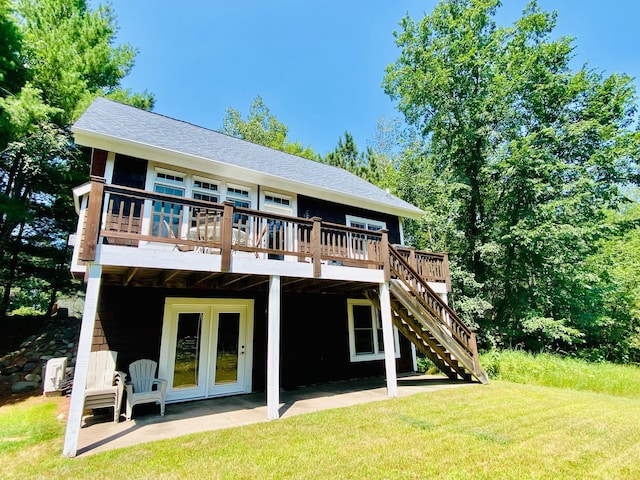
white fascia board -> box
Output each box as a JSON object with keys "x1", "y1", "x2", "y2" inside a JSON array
[
  {"x1": 72, "y1": 182, "x2": 91, "y2": 215},
  {"x1": 72, "y1": 128, "x2": 424, "y2": 220}
]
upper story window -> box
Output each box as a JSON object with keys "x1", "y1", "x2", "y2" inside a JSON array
[
  {"x1": 264, "y1": 194, "x2": 291, "y2": 207},
  {"x1": 192, "y1": 178, "x2": 220, "y2": 203},
  {"x1": 346, "y1": 215, "x2": 386, "y2": 232},
  {"x1": 226, "y1": 186, "x2": 251, "y2": 207},
  {"x1": 153, "y1": 170, "x2": 185, "y2": 237},
  {"x1": 156, "y1": 171, "x2": 185, "y2": 186}
]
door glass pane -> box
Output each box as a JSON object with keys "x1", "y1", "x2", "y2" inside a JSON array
[
  {"x1": 215, "y1": 312, "x2": 240, "y2": 384},
  {"x1": 173, "y1": 312, "x2": 202, "y2": 389}
]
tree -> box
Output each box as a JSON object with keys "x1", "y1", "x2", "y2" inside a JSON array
[
  {"x1": 0, "y1": 0, "x2": 153, "y2": 315},
  {"x1": 384, "y1": 0, "x2": 640, "y2": 354},
  {"x1": 0, "y1": 0, "x2": 27, "y2": 147},
  {"x1": 222, "y1": 95, "x2": 316, "y2": 160}
]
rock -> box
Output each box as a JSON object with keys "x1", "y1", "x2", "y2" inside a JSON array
[
  {"x1": 25, "y1": 373, "x2": 41, "y2": 383},
  {"x1": 0, "y1": 380, "x2": 10, "y2": 397},
  {"x1": 23, "y1": 362, "x2": 37, "y2": 373},
  {"x1": 15, "y1": 358, "x2": 26, "y2": 368},
  {"x1": 11, "y1": 381, "x2": 39, "y2": 394},
  {"x1": 9, "y1": 372, "x2": 22, "y2": 384},
  {"x1": 1, "y1": 365, "x2": 20, "y2": 375},
  {"x1": 20, "y1": 335, "x2": 37, "y2": 348}
]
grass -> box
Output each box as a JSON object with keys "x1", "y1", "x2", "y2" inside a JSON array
[
  {"x1": 479, "y1": 349, "x2": 640, "y2": 398},
  {"x1": 1, "y1": 354, "x2": 639, "y2": 479}
]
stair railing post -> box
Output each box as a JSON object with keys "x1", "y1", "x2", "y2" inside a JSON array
[
  {"x1": 443, "y1": 253, "x2": 451, "y2": 292},
  {"x1": 470, "y1": 331, "x2": 481, "y2": 376}
]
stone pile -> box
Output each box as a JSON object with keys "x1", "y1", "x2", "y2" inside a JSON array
[{"x1": 0, "y1": 312, "x2": 80, "y2": 397}]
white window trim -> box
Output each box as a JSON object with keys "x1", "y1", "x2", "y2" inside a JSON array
[
  {"x1": 347, "y1": 299, "x2": 400, "y2": 362},
  {"x1": 346, "y1": 215, "x2": 386, "y2": 231},
  {"x1": 226, "y1": 183, "x2": 254, "y2": 208},
  {"x1": 262, "y1": 190, "x2": 295, "y2": 216}
]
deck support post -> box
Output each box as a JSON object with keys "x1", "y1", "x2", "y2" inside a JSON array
[
  {"x1": 63, "y1": 263, "x2": 102, "y2": 457},
  {"x1": 379, "y1": 281, "x2": 398, "y2": 398},
  {"x1": 267, "y1": 275, "x2": 281, "y2": 419}
]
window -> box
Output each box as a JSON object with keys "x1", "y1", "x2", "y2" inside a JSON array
[
  {"x1": 192, "y1": 179, "x2": 219, "y2": 202},
  {"x1": 345, "y1": 215, "x2": 387, "y2": 259},
  {"x1": 191, "y1": 178, "x2": 220, "y2": 227},
  {"x1": 226, "y1": 185, "x2": 251, "y2": 227},
  {"x1": 346, "y1": 215, "x2": 386, "y2": 232},
  {"x1": 264, "y1": 194, "x2": 290, "y2": 207},
  {"x1": 153, "y1": 170, "x2": 185, "y2": 237},
  {"x1": 347, "y1": 299, "x2": 400, "y2": 362}
]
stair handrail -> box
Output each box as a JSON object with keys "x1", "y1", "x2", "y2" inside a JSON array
[{"x1": 388, "y1": 245, "x2": 475, "y2": 357}]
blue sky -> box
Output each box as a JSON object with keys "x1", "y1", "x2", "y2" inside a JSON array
[{"x1": 106, "y1": 1, "x2": 639, "y2": 156}]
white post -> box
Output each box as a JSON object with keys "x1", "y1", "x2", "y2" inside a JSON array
[
  {"x1": 267, "y1": 275, "x2": 281, "y2": 420},
  {"x1": 379, "y1": 282, "x2": 398, "y2": 398},
  {"x1": 63, "y1": 263, "x2": 102, "y2": 457}
]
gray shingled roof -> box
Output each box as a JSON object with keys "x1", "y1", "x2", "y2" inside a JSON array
[{"x1": 72, "y1": 97, "x2": 423, "y2": 218}]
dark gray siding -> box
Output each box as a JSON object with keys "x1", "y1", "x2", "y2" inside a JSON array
[
  {"x1": 95, "y1": 287, "x2": 413, "y2": 394},
  {"x1": 297, "y1": 195, "x2": 402, "y2": 245}
]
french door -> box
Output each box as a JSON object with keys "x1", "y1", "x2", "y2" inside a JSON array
[{"x1": 159, "y1": 298, "x2": 254, "y2": 402}]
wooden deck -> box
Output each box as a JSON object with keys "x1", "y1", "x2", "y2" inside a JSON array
[{"x1": 72, "y1": 177, "x2": 451, "y2": 289}]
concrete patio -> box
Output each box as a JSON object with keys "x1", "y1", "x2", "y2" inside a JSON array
[{"x1": 76, "y1": 374, "x2": 475, "y2": 457}]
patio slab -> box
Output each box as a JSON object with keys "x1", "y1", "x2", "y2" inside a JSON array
[{"x1": 75, "y1": 374, "x2": 475, "y2": 457}]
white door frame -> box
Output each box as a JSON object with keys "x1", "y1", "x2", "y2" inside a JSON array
[{"x1": 158, "y1": 298, "x2": 254, "y2": 402}]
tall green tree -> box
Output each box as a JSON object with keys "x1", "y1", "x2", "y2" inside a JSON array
[
  {"x1": 0, "y1": 0, "x2": 26, "y2": 147},
  {"x1": 0, "y1": 0, "x2": 153, "y2": 315},
  {"x1": 222, "y1": 95, "x2": 317, "y2": 160},
  {"x1": 384, "y1": 0, "x2": 640, "y2": 355}
]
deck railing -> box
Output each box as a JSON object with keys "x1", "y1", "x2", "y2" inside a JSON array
[
  {"x1": 77, "y1": 177, "x2": 449, "y2": 285},
  {"x1": 388, "y1": 246, "x2": 478, "y2": 366}
]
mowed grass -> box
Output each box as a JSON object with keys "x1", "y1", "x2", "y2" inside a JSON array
[{"x1": 2, "y1": 377, "x2": 639, "y2": 480}]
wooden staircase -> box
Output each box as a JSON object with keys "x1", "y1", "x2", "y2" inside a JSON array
[{"x1": 368, "y1": 246, "x2": 489, "y2": 384}]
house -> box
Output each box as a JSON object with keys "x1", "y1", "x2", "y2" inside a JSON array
[{"x1": 62, "y1": 98, "x2": 487, "y2": 457}]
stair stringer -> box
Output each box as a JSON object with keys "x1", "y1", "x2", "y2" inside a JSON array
[
  {"x1": 365, "y1": 290, "x2": 461, "y2": 380},
  {"x1": 389, "y1": 279, "x2": 488, "y2": 384},
  {"x1": 391, "y1": 302, "x2": 467, "y2": 381}
]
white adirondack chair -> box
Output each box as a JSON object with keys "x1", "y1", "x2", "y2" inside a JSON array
[
  {"x1": 84, "y1": 350, "x2": 125, "y2": 422},
  {"x1": 125, "y1": 359, "x2": 167, "y2": 421}
]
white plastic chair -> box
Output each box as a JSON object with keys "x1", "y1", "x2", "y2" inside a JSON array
[
  {"x1": 125, "y1": 359, "x2": 167, "y2": 421},
  {"x1": 84, "y1": 350, "x2": 125, "y2": 422}
]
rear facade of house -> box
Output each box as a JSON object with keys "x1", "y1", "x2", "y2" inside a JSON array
[{"x1": 62, "y1": 98, "x2": 486, "y2": 457}]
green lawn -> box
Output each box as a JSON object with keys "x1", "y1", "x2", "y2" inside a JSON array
[{"x1": 1, "y1": 377, "x2": 639, "y2": 480}]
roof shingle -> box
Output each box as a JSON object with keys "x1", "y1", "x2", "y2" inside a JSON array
[{"x1": 72, "y1": 98, "x2": 423, "y2": 218}]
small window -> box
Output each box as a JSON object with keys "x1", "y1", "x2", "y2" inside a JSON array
[
  {"x1": 347, "y1": 299, "x2": 400, "y2": 362},
  {"x1": 227, "y1": 186, "x2": 250, "y2": 199},
  {"x1": 265, "y1": 194, "x2": 290, "y2": 206},
  {"x1": 156, "y1": 172, "x2": 184, "y2": 185},
  {"x1": 346, "y1": 215, "x2": 386, "y2": 232},
  {"x1": 193, "y1": 179, "x2": 219, "y2": 194}
]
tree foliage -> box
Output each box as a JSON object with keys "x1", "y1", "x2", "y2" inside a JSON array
[
  {"x1": 384, "y1": 0, "x2": 640, "y2": 359},
  {"x1": 222, "y1": 95, "x2": 317, "y2": 160},
  {"x1": 0, "y1": 0, "x2": 153, "y2": 315}
]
